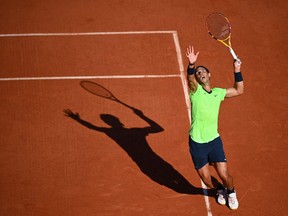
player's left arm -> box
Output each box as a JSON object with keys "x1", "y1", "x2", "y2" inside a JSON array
[{"x1": 225, "y1": 59, "x2": 244, "y2": 98}]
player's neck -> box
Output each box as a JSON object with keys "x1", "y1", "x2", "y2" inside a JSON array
[{"x1": 201, "y1": 83, "x2": 212, "y2": 92}]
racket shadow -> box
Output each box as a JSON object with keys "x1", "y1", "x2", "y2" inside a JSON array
[{"x1": 80, "y1": 80, "x2": 134, "y2": 110}]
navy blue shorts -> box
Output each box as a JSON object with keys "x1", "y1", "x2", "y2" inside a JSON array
[{"x1": 189, "y1": 136, "x2": 227, "y2": 170}]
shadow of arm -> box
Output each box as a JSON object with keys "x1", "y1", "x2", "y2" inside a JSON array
[
  {"x1": 63, "y1": 109, "x2": 103, "y2": 131},
  {"x1": 133, "y1": 108, "x2": 164, "y2": 133}
]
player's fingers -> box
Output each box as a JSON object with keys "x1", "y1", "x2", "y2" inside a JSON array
[
  {"x1": 191, "y1": 46, "x2": 194, "y2": 53},
  {"x1": 186, "y1": 46, "x2": 192, "y2": 56},
  {"x1": 186, "y1": 48, "x2": 189, "y2": 56},
  {"x1": 235, "y1": 58, "x2": 241, "y2": 65}
]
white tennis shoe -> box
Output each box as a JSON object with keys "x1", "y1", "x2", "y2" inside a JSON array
[
  {"x1": 217, "y1": 189, "x2": 226, "y2": 205},
  {"x1": 228, "y1": 191, "x2": 239, "y2": 210}
]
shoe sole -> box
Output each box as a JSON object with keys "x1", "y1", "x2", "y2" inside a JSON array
[
  {"x1": 218, "y1": 201, "x2": 226, "y2": 206},
  {"x1": 228, "y1": 205, "x2": 239, "y2": 210}
]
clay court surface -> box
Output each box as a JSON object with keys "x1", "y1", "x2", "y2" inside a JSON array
[{"x1": 0, "y1": 1, "x2": 288, "y2": 215}]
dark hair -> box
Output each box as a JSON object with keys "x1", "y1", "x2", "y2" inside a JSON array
[{"x1": 195, "y1": 65, "x2": 210, "y2": 73}]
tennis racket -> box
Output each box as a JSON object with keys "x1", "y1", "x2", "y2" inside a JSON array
[
  {"x1": 80, "y1": 81, "x2": 134, "y2": 109},
  {"x1": 205, "y1": 12, "x2": 239, "y2": 61}
]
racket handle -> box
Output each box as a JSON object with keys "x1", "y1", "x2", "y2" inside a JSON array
[{"x1": 229, "y1": 48, "x2": 238, "y2": 60}]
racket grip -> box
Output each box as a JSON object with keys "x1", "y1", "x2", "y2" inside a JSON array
[{"x1": 229, "y1": 48, "x2": 238, "y2": 60}]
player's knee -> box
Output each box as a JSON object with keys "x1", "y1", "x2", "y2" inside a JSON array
[
  {"x1": 220, "y1": 173, "x2": 232, "y2": 183},
  {"x1": 200, "y1": 175, "x2": 213, "y2": 188}
]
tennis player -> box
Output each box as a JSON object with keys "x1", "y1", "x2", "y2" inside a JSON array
[{"x1": 186, "y1": 46, "x2": 244, "y2": 210}]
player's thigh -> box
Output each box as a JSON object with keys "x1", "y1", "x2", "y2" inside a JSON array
[{"x1": 197, "y1": 163, "x2": 211, "y2": 180}]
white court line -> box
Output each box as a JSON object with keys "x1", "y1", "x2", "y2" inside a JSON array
[
  {"x1": 172, "y1": 32, "x2": 191, "y2": 120},
  {"x1": 172, "y1": 32, "x2": 213, "y2": 216},
  {"x1": 0, "y1": 31, "x2": 212, "y2": 215},
  {"x1": 0, "y1": 74, "x2": 180, "y2": 81},
  {"x1": 0, "y1": 30, "x2": 176, "y2": 37},
  {"x1": 0, "y1": 30, "x2": 179, "y2": 82}
]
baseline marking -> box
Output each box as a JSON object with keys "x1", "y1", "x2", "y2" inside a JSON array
[
  {"x1": 0, "y1": 74, "x2": 180, "y2": 81},
  {"x1": 0, "y1": 31, "x2": 176, "y2": 37},
  {"x1": 172, "y1": 32, "x2": 213, "y2": 216}
]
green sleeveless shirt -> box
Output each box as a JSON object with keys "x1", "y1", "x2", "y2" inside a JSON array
[{"x1": 189, "y1": 85, "x2": 226, "y2": 143}]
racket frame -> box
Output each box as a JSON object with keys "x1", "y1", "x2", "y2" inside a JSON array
[
  {"x1": 80, "y1": 81, "x2": 134, "y2": 109},
  {"x1": 206, "y1": 12, "x2": 238, "y2": 60}
]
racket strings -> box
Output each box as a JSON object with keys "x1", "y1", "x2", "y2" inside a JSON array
[
  {"x1": 206, "y1": 14, "x2": 231, "y2": 40},
  {"x1": 81, "y1": 81, "x2": 114, "y2": 99},
  {"x1": 93, "y1": 87, "x2": 113, "y2": 98}
]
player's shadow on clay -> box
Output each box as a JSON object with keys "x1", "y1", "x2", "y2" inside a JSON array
[{"x1": 64, "y1": 108, "x2": 216, "y2": 197}]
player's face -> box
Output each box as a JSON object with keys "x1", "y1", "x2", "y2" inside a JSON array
[{"x1": 195, "y1": 67, "x2": 210, "y2": 83}]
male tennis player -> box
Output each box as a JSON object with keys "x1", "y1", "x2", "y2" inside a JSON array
[{"x1": 186, "y1": 46, "x2": 244, "y2": 210}]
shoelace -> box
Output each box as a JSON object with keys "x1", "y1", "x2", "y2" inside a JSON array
[{"x1": 228, "y1": 195, "x2": 236, "y2": 204}]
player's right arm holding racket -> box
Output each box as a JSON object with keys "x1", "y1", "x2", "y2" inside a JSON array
[{"x1": 225, "y1": 59, "x2": 244, "y2": 97}]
